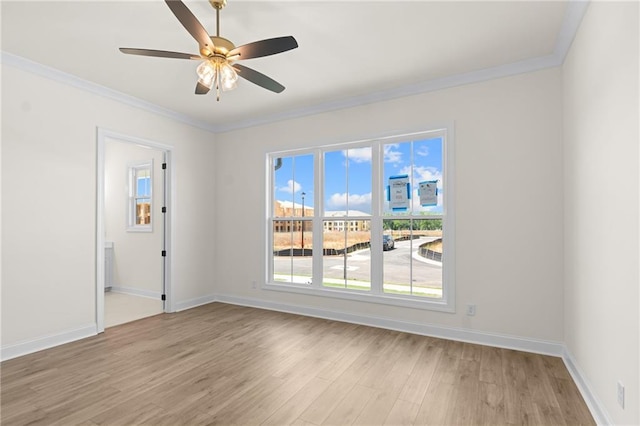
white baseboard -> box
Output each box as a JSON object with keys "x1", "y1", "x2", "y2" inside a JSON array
[
  {"x1": 0, "y1": 294, "x2": 609, "y2": 426},
  {"x1": 110, "y1": 286, "x2": 162, "y2": 300},
  {"x1": 1, "y1": 323, "x2": 96, "y2": 362},
  {"x1": 215, "y1": 294, "x2": 615, "y2": 423},
  {"x1": 214, "y1": 293, "x2": 564, "y2": 356},
  {"x1": 216, "y1": 294, "x2": 614, "y2": 423},
  {"x1": 562, "y1": 347, "x2": 613, "y2": 425},
  {"x1": 174, "y1": 294, "x2": 218, "y2": 312}
]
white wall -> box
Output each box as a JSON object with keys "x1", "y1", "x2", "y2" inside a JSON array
[
  {"x1": 105, "y1": 139, "x2": 164, "y2": 296},
  {"x1": 1, "y1": 63, "x2": 217, "y2": 355},
  {"x1": 215, "y1": 68, "x2": 565, "y2": 344},
  {"x1": 563, "y1": 2, "x2": 639, "y2": 424}
]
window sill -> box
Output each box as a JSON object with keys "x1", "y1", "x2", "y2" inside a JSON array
[
  {"x1": 127, "y1": 226, "x2": 152, "y2": 233},
  {"x1": 263, "y1": 282, "x2": 455, "y2": 313}
]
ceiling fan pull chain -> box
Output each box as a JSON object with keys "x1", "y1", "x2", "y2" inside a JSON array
[{"x1": 216, "y1": 67, "x2": 221, "y2": 101}]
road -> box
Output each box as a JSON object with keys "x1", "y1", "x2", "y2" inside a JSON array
[{"x1": 273, "y1": 237, "x2": 442, "y2": 291}]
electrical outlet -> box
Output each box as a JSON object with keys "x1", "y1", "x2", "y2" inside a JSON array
[
  {"x1": 466, "y1": 304, "x2": 476, "y2": 316},
  {"x1": 617, "y1": 381, "x2": 625, "y2": 409},
  {"x1": 251, "y1": 280, "x2": 257, "y2": 289}
]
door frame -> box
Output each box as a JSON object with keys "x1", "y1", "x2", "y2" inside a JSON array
[{"x1": 96, "y1": 127, "x2": 175, "y2": 333}]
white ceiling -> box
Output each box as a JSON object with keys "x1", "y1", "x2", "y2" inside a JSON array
[{"x1": 1, "y1": 1, "x2": 580, "y2": 132}]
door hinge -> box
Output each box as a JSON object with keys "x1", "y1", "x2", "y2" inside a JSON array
[
  {"x1": 162, "y1": 207, "x2": 167, "y2": 213},
  {"x1": 162, "y1": 163, "x2": 167, "y2": 170},
  {"x1": 161, "y1": 294, "x2": 166, "y2": 301},
  {"x1": 161, "y1": 250, "x2": 167, "y2": 257}
]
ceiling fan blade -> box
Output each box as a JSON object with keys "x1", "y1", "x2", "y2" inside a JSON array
[
  {"x1": 195, "y1": 81, "x2": 210, "y2": 95},
  {"x1": 165, "y1": 0, "x2": 214, "y2": 52},
  {"x1": 229, "y1": 36, "x2": 298, "y2": 60},
  {"x1": 119, "y1": 48, "x2": 201, "y2": 60},
  {"x1": 234, "y1": 64, "x2": 285, "y2": 93}
]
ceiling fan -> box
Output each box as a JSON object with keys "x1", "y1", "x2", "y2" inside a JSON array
[{"x1": 120, "y1": 0, "x2": 298, "y2": 101}]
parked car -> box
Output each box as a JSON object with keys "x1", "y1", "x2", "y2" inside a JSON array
[{"x1": 383, "y1": 234, "x2": 395, "y2": 251}]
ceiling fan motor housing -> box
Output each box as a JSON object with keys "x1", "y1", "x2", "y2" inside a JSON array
[
  {"x1": 209, "y1": 36, "x2": 235, "y2": 56},
  {"x1": 200, "y1": 36, "x2": 234, "y2": 57}
]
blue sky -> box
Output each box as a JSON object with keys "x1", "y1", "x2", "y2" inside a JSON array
[
  {"x1": 274, "y1": 137, "x2": 443, "y2": 215},
  {"x1": 136, "y1": 174, "x2": 151, "y2": 197}
]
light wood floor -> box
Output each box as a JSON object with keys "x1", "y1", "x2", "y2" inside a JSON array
[{"x1": 1, "y1": 303, "x2": 595, "y2": 425}]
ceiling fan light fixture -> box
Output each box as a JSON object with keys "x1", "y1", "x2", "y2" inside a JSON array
[
  {"x1": 196, "y1": 60, "x2": 216, "y2": 89},
  {"x1": 220, "y1": 62, "x2": 238, "y2": 91},
  {"x1": 197, "y1": 58, "x2": 238, "y2": 99}
]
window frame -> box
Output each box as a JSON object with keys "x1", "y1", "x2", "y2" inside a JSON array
[
  {"x1": 266, "y1": 127, "x2": 455, "y2": 312},
  {"x1": 127, "y1": 160, "x2": 153, "y2": 232}
]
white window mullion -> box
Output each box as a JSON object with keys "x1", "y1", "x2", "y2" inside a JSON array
[
  {"x1": 266, "y1": 156, "x2": 275, "y2": 285},
  {"x1": 344, "y1": 150, "x2": 350, "y2": 289},
  {"x1": 442, "y1": 130, "x2": 455, "y2": 308},
  {"x1": 370, "y1": 141, "x2": 383, "y2": 294},
  {"x1": 312, "y1": 149, "x2": 323, "y2": 289}
]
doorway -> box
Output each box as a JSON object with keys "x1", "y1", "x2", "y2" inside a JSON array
[{"x1": 96, "y1": 129, "x2": 173, "y2": 333}]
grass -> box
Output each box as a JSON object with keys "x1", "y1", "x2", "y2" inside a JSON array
[
  {"x1": 276, "y1": 275, "x2": 443, "y2": 298},
  {"x1": 322, "y1": 281, "x2": 370, "y2": 291}
]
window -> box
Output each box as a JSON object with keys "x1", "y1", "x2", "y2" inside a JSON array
[
  {"x1": 382, "y1": 139, "x2": 444, "y2": 298},
  {"x1": 322, "y1": 148, "x2": 372, "y2": 291},
  {"x1": 272, "y1": 154, "x2": 314, "y2": 284},
  {"x1": 267, "y1": 128, "x2": 454, "y2": 311},
  {"x1": 128, "y1": 161, "x2": 152, "y2": 231}
]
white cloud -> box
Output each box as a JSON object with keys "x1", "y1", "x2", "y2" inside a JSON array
[
  {"x1": 344, "y1": 147, "x2": 372, "y2": 163},
  {"x1": 279, "y1": 179, "x2": 301, "y2": 194},
  {"x1": 384, "y1": 144, "x2": 403, "y2": 164},
  {"x1": 415, "y1": 145, "x2": 430, "y2": 157},
  {"x1": 398, "y1": 165, "x2": 442, "y2": 187},
  {"x1": 327, "y1": 192, "x2": 372, "y2": 212}
]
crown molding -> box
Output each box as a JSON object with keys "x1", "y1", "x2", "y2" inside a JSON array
[
  {"x1": 553, "y1": 0, "x2": 590, "y2": 64},
  {"x1": 215, "y1": 54, "x2": 559, "y2": 133},
  {"x1": 0, "y1": 51, "x2": 219, "y2": 134},
  {"x1": 216, "y1": 0, "x2": 590, "y2": 133},
  {"x1": 1, "y1": 0, "x2": 589, "y2": 134}
]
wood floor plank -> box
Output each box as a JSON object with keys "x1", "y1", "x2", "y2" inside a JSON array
[
  {"x1": 502, "y1": 349, "x2": 547, "y2": 425},
  {"x1": 353, "y1": 372, "x2": 410, "y2": 426},
  {"x1": 397, "y1": 344, "x2": 443, "y2": 405},
  {"x1": 476, "y1": 381, "x2": 508, "y2": 425},
  {"x1": 383, "y1": 398, "x2": 421, "y2": 426},
  {"x1": 298, "y1": 375, "x2": 359, "y2": 424},
  {"x1": 550, "y1": 377, "x2": 597, "y2": 425},
  {"x1": 321, "y1": 384, "x2": 376, "y2": 425},
  {"x1": 524, "y1": 353, "x2": 566, "y2": 425},
  {"x1": 229, "y1": 359, "x2": 332, "y2": 425},
  {"x1": 262, "y1": 377, "x2": 332, "y2": 425},
  {"x1": 316, "y1": 325, "x2": 379, "y2": 382},
  {"x1": 479, "y1": 345, "x2": 503, "y2": 385},
  {"x1": 414, "y1": 344, "x2": 461, "y2": 425},
  {"x1": 451, "y1": 356, "x2": 482, "y2": 424},
  {"x1": 90, "y1": 401, "x2": 167, "y2": 425},
  {"x1": 0, "y1": 303, "x2": 595, "y2": 426}
]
